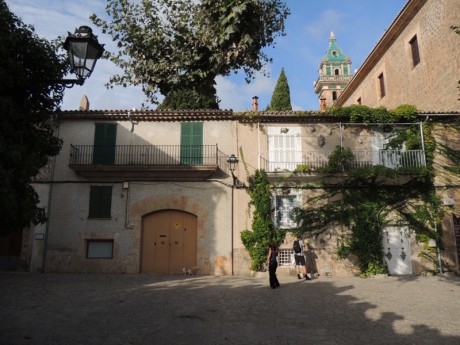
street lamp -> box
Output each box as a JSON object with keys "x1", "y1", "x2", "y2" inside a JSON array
[
  {"x1": 62, "y1": 26, "x2": 104, "y2": 88},
  {"x1": 226, "y1": 154, "x2": 240, "y2": 276},
  {"x1": 227, "y1": 154, "x2": 239, "y2": 187}
]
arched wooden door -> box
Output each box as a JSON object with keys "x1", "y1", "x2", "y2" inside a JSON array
[{"x1": 141, "y1": 210, "x2": 197, "y2": 274}]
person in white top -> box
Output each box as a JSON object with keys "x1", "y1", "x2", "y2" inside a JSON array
[{"x1": 294, "y1": 236, "x2": 310, "y2": 280}]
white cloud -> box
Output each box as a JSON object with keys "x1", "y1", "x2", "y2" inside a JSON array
[
  {"x1": 216, "y1": 70, "x2": 276, "y2": 111},
  {"x1": 304, "y1": 9, "x2": 345, "y2": 41}
]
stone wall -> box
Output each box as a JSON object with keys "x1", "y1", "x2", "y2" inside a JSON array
[{"x1": 341, "y1": 0, "x2": 460, "y2": 112}]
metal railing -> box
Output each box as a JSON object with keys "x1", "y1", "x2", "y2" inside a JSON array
[
  {"x1": 69, "y1": 144, "x2": 228, "y2": 168},
  {"x1": 315, "y1": 75, "x2": 353, "y2": 83},
  {"x1": 261, "y1": 149, "x2": 425, "y2": 172}
]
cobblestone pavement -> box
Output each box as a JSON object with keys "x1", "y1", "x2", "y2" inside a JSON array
[{"x1": 0, "y1": 272, "x2": 459, "y2": 345}]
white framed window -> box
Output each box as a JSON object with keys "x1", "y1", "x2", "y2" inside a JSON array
[
  {"x1": 273, "y1": 190, "x2": 302, "y2": 229},
  {"x1": 268, "y1": 127, "x2": 301, "y2": 171},
  {"x1": 86, "y1": 240, "x2": 113, "y2": 259}
]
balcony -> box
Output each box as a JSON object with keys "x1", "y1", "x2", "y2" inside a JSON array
[
  {"x1": 314, "y1": 75, "x2": 353, "y2": 93},
  {"x1": 261, "y1": 149, "x2": 426, "y2": 175},
  {"x1": 69, "y1": 145, "x2": 228, "y2": 181}
]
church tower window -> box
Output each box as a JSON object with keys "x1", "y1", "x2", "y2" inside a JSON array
[
  {"x1": 409, "y1": 35, "x2": 420, "y2": 67},
  {"x1": 378, "y1": 73, "x2": 386, "y2": 98}
]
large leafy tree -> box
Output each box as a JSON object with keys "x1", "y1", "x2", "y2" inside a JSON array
[
  {"x1": 90, "y1": 0, "x2": 290, "y2": 108},
  {"x1": 0, "y1": 1, "x2": 66, "y2": 238},
  {"x1": 267, "y1": 67, "x2": 292, "y2": 110},
  {"x1": 157, "y1": 85, "x2": 219, "y2": 110}
]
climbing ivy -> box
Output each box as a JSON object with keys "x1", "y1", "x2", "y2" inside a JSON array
[
  {"x1": 328, "y1": 104, "x2": 418, "y2": 123},
  {"x1": 241, "y1": 106, "x2": 459, "y2": 276},
  {"x1": 289, "y1": 105, "x2": 452, "y2": 276},
  {"x1": 240, "y1": 170, "x2": 284, "y2": 271}
]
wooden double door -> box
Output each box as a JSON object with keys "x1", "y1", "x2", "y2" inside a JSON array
[{"x1": 141, "y1": 210, "x2": 197, "y2": 274}]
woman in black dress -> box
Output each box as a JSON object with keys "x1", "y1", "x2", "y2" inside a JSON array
[{"x1": 266, "y1": 242, "x2": 280, "y2": 289}]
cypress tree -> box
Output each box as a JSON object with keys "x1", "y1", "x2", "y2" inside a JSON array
[{"x1": 268, "y1": 68, "x2": 292, "y2": 111}]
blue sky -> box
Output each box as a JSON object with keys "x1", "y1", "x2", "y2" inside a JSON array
[{"x1": 7, "y1": 0, "x2": 408, "y2": 111}]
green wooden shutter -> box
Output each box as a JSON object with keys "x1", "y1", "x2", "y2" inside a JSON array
[
  {"x1": 180, "y1": 122, "x2": 203, "y2": 165},
  {"x1": 326, "y1": 66, "x2": 331, "y2": 76},
  {"x1": 88, "y1": 186, "x2": 112, "y2": 218},
  {"x1": 93, "y1": 124, "x2": 117, "y2": 164},
  {"x1": 343, "y1": 66, "x2": 349, "y2": 76}
]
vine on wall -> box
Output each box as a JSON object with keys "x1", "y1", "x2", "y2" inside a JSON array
[
  {"x1": 241, "y1": 105, "x2": 459, "y2": 275},
  {"x1": 289, "y1": 105, "x2": 451, "y2": 276},
  {"x1": 240, "y1": 170, "x2": 284, "y2": 271}
]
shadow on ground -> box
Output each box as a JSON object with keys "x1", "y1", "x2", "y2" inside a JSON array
[{"x1": 0, "y1": 273, "x2": 459, "y2": 345}]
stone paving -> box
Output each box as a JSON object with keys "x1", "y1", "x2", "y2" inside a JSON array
[{"x1": 0, "y1": 272, "x2": 459, "y2": 345}]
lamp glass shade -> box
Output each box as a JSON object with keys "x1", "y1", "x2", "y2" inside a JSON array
[
  {"x1": 64, "y1": 26, "x2": 104, "y2": 80},
  {"x1": 227, "y1": 154, "x2": 239, "y2": 171}
]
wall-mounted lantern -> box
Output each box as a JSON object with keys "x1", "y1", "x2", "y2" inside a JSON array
[
  {"x1": 227, "y1": 154, "x2": 239, "y2": 187},
  {"x1": 318, "y1": 135, "x2": 326, "y2": 147},
  {"x1": 62, "y1": 26, "x2": 105, "y2": 88}
]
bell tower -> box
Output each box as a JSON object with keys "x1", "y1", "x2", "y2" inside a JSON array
[{"x1": 314, "y1": 32, "x2": 353, "y2": 110}]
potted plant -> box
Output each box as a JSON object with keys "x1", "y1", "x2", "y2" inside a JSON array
[{"x1": 294, "y1": 164, "x2": 311, "y2": 174}]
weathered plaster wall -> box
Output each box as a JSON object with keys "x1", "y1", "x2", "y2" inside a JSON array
[
  {"x1": 40, "y1": 118, "x2": 237, "y2": 274},
  {"x1": 44, "y1": 181, "x2": 233, "y2": 274}
]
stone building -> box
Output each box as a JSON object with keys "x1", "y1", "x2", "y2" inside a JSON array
[
  {"x1": 26, "y1": 109, "x2": 239, "y2": 275},
  {"x1": 17, "y1": 102, "x2": 454, "y2": 277},
  {"x1": 335, "y1": 0, "x2": 459, "y2": 112},
  {"x1": 335, "y1": 0, "x2": 460, "y2": 274},
  {"x1": 4, "y1": 0, "x2": 459, "y2": 277}
]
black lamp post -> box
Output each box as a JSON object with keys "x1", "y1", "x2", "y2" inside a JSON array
[
  {"x1": 62, "y1": 26, "x2": 104, "y2": 88},
  {"x1": 227, "y1": 154, "x2": 239, "y2": 186},
  {"x1": 226, "y1": 154, "x2": 240, "y2": 276}
]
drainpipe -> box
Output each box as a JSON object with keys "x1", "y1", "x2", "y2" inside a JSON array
[
  {"x1": 41, "y1": 123, "x2": 59, "y2": 273},
  {"x1": 419, "y1": 121, "x2": 427, "y2": 166},
  {"x1": 339, "y1": 122, "x2": 343, "y2": 148},
  {"x1": 257, "y1": 123, "x2": 260, "y2": 170},
  {"x1": 434, "y1": 221, "x2": 443, "y2": 274},
  {"x1": 124, "y1": 182, "x2": 134, "y2": 229},
  {"x1": 252, "y1": 96, "x2": 260, "y2": 170}
]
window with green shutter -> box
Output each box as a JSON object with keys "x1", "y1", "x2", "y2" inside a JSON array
[
  {"x1": 88, "y1": 186, "x2": 112, "y2": 218},
  {"x1": 93, "y1": 123, "x2": 117, "y2": 164},
  {"x1": 180, "y1": 122, "x2": 203, "y2": 165}
]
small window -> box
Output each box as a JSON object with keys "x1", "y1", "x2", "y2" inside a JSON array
[
  {"x1": 378, "y1": 73, "x2": 386, "y2": 98},
  {"x1": 409, "y1": 35, "x2": 420, "y2": 67},
  {"x1": 87, "y1": 240, "x2": 113, "y2": 259},
  {"x1": 279, "y1": 249, "x2": 295, "y2": 267},
  {"x1": 88, "y1": 186, "x2": 112, "y2": 218},
  {"x1": 273, "y1": 193, "x2": 301, "y2": 229},
  {"x1": 357, "y1": 97, "x2": 362, "y2": 105},
  {"x1": 334, "y1": 69, "x2": 340, "y2": 76},
  {"x1": 332, "y1": 51, "x2": 337, "y2": 57},
  {"x1": 332, "y1": 91, "x2": 338, "y2": 101}
]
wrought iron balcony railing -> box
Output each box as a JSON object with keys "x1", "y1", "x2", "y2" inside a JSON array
[
  {"x1": 69, "y1": 144, "x2": 228, "y2": 168},
  {"x1": 261, "y1": 149, "x2": 426, "y2": 173}
]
